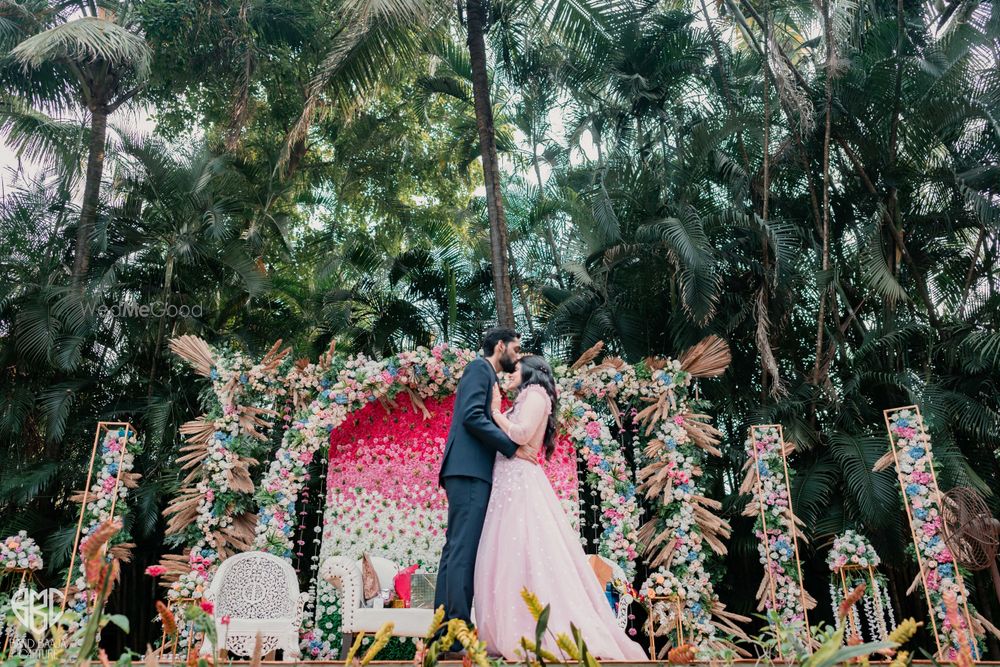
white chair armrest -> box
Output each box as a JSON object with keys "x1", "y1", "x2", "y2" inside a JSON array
[{"x1": 320, "y1": 556, "x2": 363, "y2": 631}]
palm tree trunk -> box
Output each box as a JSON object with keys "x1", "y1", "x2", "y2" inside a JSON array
[
  {"x1": 73, "y1": 105, "x2": 109, "y2": 285},
  {"x1": 812, "y1": 0, "x2": 835, "y2": 386},
  {"x1": 465, "y1": 0, "x2": 515, "y2": 327}
]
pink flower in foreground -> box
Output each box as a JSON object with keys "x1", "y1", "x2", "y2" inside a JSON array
[
  {"x1": 144, "y1": 565, "x2": 167, "y2": 577},
  {"x1": 200, "y1": 601, "x2": 214, "y2": 614},
  {"x1": 221, "y1": 615, "x2": 231, "y2": 625}
]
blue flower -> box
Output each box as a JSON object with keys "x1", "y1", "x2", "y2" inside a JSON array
[
  {"x1": 574, "y1": 407, "x2": 585, "y2": 418},
  {"x1": 938, "y1": 564, "x2": 954, "y2": 578},
  {"x1": 905, "y1": 483, "x2": 921, "y2": 496},
  {"x1": 118, "y1": 428, "x2": 125, "y2": 436},
  {"x1": 574, "y1": 380, "x2": 583, "y2": 390},
  {"x1": 896, "y1": 418, "x2": 909, "y2": 427},
  {"x1": 210, "y1": 368, "x2": 219, "y2": 380},
  {"x1": 908, "y1": 447, "x2": 925, "y2": 460},
  {"x1": 335, "y1": 394, "x2": 348, "y2": 404},
  {"x1": 600, "y1": 461, "x2": 611, "y2": 471},
  {"x1": 387, "y1": 363, "x2": 398, "y2": 377},
  {"x1": 240, "y1": 373, "x2": 248, "y2": 384},
  {"x1": 108, "y1": 463, "x2": 119, "y2": 475},
  {"x1": 320, "y1": 379, "x2": 330, "y2": 388},
  {"x1": 914, "y1": 508, "x2": 928, "y2": 520},
  {"x1": 686, "y1": 551, "x2": 698, "y2": 562},
  {"x1": 613, "y1": 373, "x2": 623, "y2": 382},
  {"x1": 691, "y1": 603, "x2": 703, "y2": 614},
  {"x1": 661, "y1": 373, "x2": 673, "y2": 386},
  {"x1": 757, "y1": 461, "x2": 770, "y2": 476},
  {"x1": 443, "y1": 367, "x2": 452, "y2": 377}
]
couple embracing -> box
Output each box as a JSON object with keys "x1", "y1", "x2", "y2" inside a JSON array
[{"x1": 433, "y1": 327, "x2": 646, "y2": 661}]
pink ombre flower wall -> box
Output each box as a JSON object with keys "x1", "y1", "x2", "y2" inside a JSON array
[{"x1": 321, "y1": 392, "x2": 579, "y2": 570}]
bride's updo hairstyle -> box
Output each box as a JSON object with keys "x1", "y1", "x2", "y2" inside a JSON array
[{"x1": 517, "y1": 355, "x2": 559, "y2": 458}]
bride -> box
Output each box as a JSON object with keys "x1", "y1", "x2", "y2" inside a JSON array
[{"x1": 473, "y1": 354, "x2": 647, "y2": 661}]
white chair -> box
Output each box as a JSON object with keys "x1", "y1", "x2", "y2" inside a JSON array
[
  {"x1": 593, "y1": 555, "x2": 633, "y2": 630},
  {"x1": 199, "y1": 551, "x2": 307, "y2": 660},
  {"x1": 321, "y1": 556, "x2": 435, "y2": 659}
]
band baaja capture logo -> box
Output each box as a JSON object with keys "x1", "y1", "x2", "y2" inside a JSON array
[{"x1": 10, "y1": 588, "x2": 65, "y2": 634}]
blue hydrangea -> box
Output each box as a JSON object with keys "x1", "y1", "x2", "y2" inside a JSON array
[
  {"x1": 335, "y1": 394, "x2": 348, "y2": 404},
  {"x1": 686, "y1": 551, "x2": 698, "y2": 562},
  {"x1": 908, "y1": 446, "x2": 925, "y2": 460},
  {"x1": 914, "y1": 508, "x2": 928, "y2": 519},
  {"x1": 613, "y1": 373, "x2": 623, "y2": 382},
  {"x1": 906, "y1": 483, "x2": 921, "y2": 496},
  {"x1": 896, "y1": 418, "x2": 909, "y2": 427},
  {"x1": 320, "y1": 379, "x2": 330, "y2": 388},
  {"x1": 210, "y1": 368, "x2": 219, "y2": 380},
  {"x1": 108, "y1": 463, "x2": 119, "y2": 475},
  {"x1": 240, "y1": 373, "x2": 248, "y2": 384}
]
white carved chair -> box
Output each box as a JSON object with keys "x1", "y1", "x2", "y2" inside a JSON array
[
  {"x1": 321, "y1": 556, "x2": 435, "y2": 659},
  {"x1": 593, "y1": 554, "x2": 633, "y2": 630},
  {"x1": 199, "y1": 551, "x2": 307, "y2": 660}
]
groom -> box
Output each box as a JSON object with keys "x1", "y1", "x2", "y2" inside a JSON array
[{"x1": 435, "y1": 327, "x2": 536, "y2": 655}]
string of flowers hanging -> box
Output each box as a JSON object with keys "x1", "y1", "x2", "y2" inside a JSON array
[{"x1": 826, "y1": 530, "x2": 895, "y2": 644}]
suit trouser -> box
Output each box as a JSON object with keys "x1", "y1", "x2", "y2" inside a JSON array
[{"x1": 434, "y1": 475, "x2": 491, "y2": 649}]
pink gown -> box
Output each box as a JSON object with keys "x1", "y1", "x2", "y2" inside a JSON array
[{"x1": 473, "y1": 385, "x2": 647, "y2": 661}]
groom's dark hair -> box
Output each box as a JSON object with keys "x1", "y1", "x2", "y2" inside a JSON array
[{"x1": 481, "y1": 326, "x2": 519, "y2": 357}]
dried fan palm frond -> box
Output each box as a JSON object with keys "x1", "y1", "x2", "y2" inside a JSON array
[
  {"x1": 975, "y1": 613, "x2": 1000, "y2": 640},
  {"x1": 606, "y1": 397, "x2": 622, "y2": 428},
  {"x1": 873, "y1": 449, "x2": 896, "y2": 472},
  {"x1": 711, "y1": 602, "x2": 752, "y2": 640},
  {"x1": 570, "y1": 341, "x2": 604, "y2": 371},
  {"x1": 121, "y1": 472, "x2": 142, "y2": 488},
  {"x1": 109, "y1": 542, "x2": 134, "y2": 563},
  {"x1": 405, "y1": 387, "x2": 431, "y2": 419},
  {"x1": 227, "y1": 461, "x2": 256, "y2": 494},
  {"x1": 593, "y1": 356, "x2": 626, "y2": 372},
  {"x1": 164, "y1": 487, "x2": 202, "y2": 536},
  {"x1": 219, "y1": 512, "x2": 257, "y2": 552},
  {"x1": 681, "y1": 415, "x2": 723, "y2": 457},
  {"x1": 179, "y1": 415, "x2": 216, "y2": 446},
  {"x1": 679, "y1": 335, "x2": 731, "y2": 378},
  {"x1": 259, "y1": 339, "x2": 291, "y2": 373},
  {"x1": 234, "y1": 406, "x2": 276, "y2": 441},
  {"x1": 155, "y1": 554, "x2": 191, "y2": 585},
  {"x1": 169, "y1": 336, "x2": 216, "y2": 377}
]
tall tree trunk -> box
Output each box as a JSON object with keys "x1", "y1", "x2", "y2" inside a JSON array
[
  {"x1": 812, "y1": 0, "x2": 835, "y2": 386},
  {"x1": 465, "y1": 0, "x2": 515, "y2": 327},
  {"x1": 73, "y1": 105, "x2": 109, "y2": 285}
]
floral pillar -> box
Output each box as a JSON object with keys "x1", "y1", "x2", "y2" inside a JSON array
[
  {"x1": 742, "y1": 424, "x2": 814, "y2": 656},
  {"x1": 881, "y1": 406, "x2": 983, "y2": 661}
]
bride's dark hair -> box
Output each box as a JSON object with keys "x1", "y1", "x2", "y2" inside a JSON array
[{"x1": 517, "y1": 355, "x2": 559, "y2": 458}]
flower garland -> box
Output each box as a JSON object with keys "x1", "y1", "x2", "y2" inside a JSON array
[
  {"x1": 559, "y1": 392, "x2": 641, "y2": 576},
  {"x1": 1, "y1": 532, "x2": 43, "y2": 572},
  {"x1": 253, "y1": 344, "x2": 475, "y2": 557},
  {"x1": 741, "y1": 425, "x2": 814, "y2": 645},
  {"x1": 884, "y1": 408, "x2": 983, "y2": 660}
]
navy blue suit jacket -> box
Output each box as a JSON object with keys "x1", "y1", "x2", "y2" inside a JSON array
[{"x1": 438, "y1": 357, "x2": 519, "y2": 486}]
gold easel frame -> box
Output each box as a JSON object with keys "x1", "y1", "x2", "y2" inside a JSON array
[
  {"x1": 883, "y1": 406, "x2": 979, "y2": 661},
  {"x1": 645, "y1": 594, "x2": 688, "y2": 658},
  {"x1": 834, "y1": 564, "x2": 886, "y2": 642},
  {"x1": 60, "y1": 421, "x2": 135, "y2": 612},
  {"x1": 748, "y1": 424, "x2": 812, "y2": 660}
]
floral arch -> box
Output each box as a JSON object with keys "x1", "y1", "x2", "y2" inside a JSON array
[{"x1": 160, "y1": 335, "x2": 742, "y2": 658}]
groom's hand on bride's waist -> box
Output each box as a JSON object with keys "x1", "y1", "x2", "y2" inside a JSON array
[{"x1": 515, "y1": 445, "x2": 539, "y2": 464}]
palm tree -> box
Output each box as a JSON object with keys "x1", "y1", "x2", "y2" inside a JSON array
[
  {"x1": 5, "y1": 1, "x2": 151, "y2": 285},
  {"x1": 277, "y1": 0, "x2": 620, "y2": 327}
]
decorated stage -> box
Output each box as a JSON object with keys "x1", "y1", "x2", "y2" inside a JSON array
[{"x1": 3, "y1": 335, "x2": 995, "y2": 665}]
